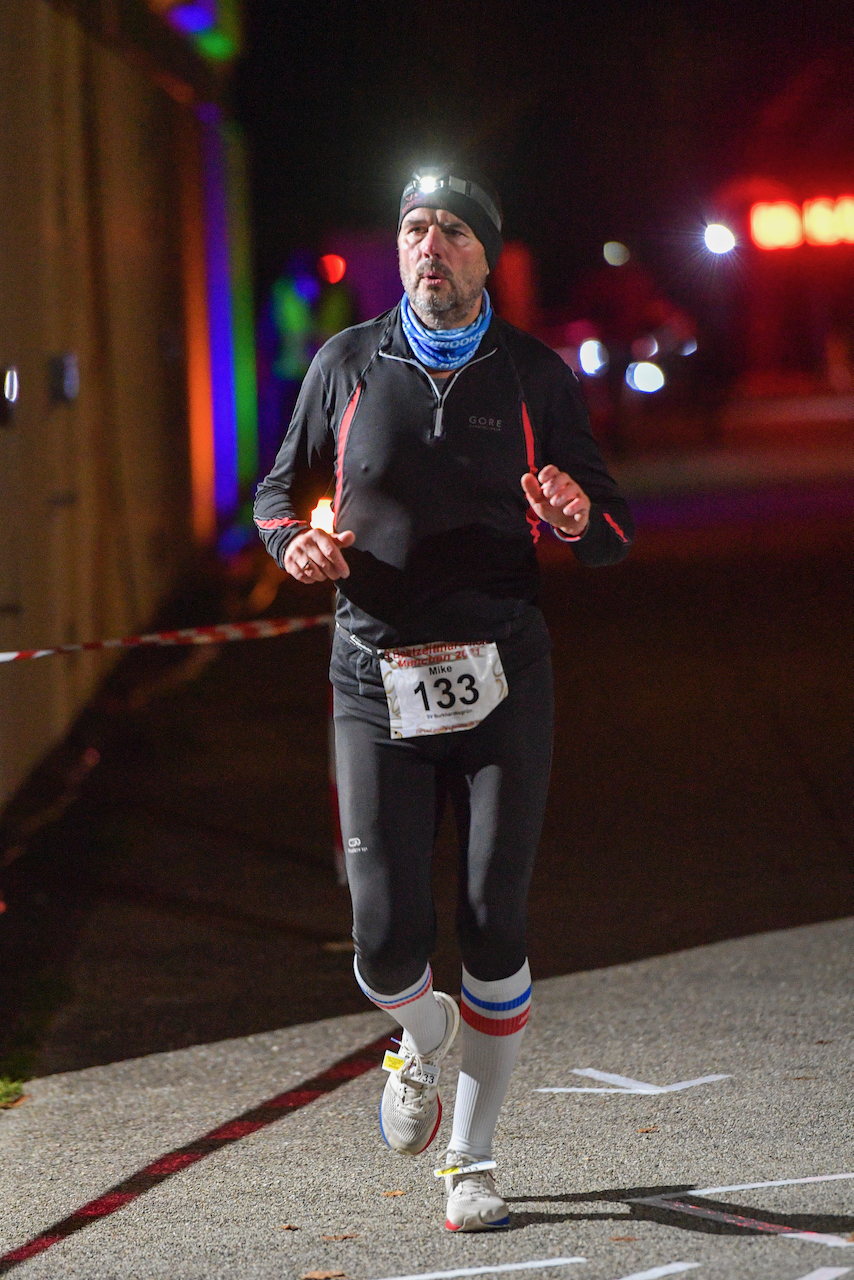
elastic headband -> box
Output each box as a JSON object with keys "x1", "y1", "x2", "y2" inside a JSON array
[
  {"x1": 400, "y1": 173, "x2": 503, "y2": 234},
  {"x1": 398, "y1": 170, "x2": 504, "y2": 270}
]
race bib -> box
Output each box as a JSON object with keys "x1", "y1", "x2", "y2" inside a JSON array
[{"x1": 380, "y1": 642, "x2": 508, "y2": 739}]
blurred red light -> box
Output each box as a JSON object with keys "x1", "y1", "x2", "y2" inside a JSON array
[
  {"x1": 837, "y1": 197, "x2": 854, "y2": 242},
  {"x1": 803, "y1": 198, "x2": 840, "y2": 245},
  {"x1": 318, "y1": 254, "x2": 346, "y2": 284},
  {"x1": 750, "y1": 202, "x2": 803, "y2": 249},
  {"x1": 750, "y1": 196, "x2": 854, "y2": 249}
]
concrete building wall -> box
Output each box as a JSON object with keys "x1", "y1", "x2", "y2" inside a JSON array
[{"x1": 0, "y1": 0, "x2": 195, "y2": 809}]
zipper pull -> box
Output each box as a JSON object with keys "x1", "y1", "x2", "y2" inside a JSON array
[{"x1": 433, "y1": 401, "x2": 444, "y2": 439}]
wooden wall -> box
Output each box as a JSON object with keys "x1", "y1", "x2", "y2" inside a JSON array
[{"x1": 0, "y1": 0, "x2": 197, "y2": 809}]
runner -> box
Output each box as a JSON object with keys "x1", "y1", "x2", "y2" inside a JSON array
[{"x1": 254, "y1": 167, "x2": 634, "y2": 1231}]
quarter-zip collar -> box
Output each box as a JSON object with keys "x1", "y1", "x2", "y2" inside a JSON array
[{"x1": 379, "y1": 304, "x2": 499, "y2": 439}]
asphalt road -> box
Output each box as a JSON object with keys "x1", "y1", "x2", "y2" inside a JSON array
[{"x1": 1, "y1": 919, "x2": 852, "y2": 1278}]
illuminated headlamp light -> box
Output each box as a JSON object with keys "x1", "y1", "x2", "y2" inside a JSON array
[{"x1": 404, "y1": 172, "x2": 502, "y2": 232}]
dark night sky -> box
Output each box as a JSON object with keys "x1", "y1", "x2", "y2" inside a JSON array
[{"x1": 234, "y1": 0, "x2": 854, "y2": 311}]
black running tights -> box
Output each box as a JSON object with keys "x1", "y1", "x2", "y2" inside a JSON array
[{"x1": 333, "y1": 654, "x2": 554, "y2": 995}]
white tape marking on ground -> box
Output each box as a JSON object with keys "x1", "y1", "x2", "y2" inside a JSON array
[
  {"x1": 790, "y1": 1268, "x2": 851, "y2": 1279},
  {"x1": 690, "y1": 1173, "x2": 854, "y2": 1197},
  {"x1": 653, "y1": 1076, "x2": 732, "y2": 1093},
  {"x1": 369, "y1": 1257, "x2": 587, "y2": 1280},
  {"x1": 574, "y1": 1069, "x2": 664, "y2": 1092},
  {"x1": 537, "y1": 1088, "x2": 652, "y2": 1094},
  {"x1": 536, "y1": 1068, "x2": 731, "y2": 1095},
  {"x1": 781, "y1": 1235, "x2": 854, "y2": 1250},
  {"x1": 608, "y1": 1265, "x2": 700, "y2": 1280}
]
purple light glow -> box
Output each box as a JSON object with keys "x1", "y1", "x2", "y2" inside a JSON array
[
  {"x1": 293, "y1": 273, "x2": 321, "y2": 305},
  {"x1": 198, "y1": 115, "x2": 238, "y2": 520},
  {"x1": 166, "y1": 0, "x2": 216, "y2": 36}
]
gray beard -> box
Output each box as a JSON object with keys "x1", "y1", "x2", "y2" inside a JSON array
[{"x1": 403, "y1": 274, "x2": 484, "y2": 330}]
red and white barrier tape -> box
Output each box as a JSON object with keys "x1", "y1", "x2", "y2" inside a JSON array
[{"x1": 0, "y1": 615, "x2": 334, "y2": 663}]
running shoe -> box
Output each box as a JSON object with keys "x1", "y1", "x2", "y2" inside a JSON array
[
  {"x1": 379, "y1": 991, "x2": 460, "y2": 1155},
  {"x1": 442, "y1": 1150, "x2": 509, "y2": 1231}
]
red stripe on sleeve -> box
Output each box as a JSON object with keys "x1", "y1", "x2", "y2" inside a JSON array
[
  {"x1": 521, "y1": 401, "x2": 536, "y2": 473},
  {"x1": 253, "y1": 516, "x2": 308, "y2": 530},
  {"x1": 603, "y1": 512, "x2": 630, "y2": 543},
  {"x1": 333, "y1": 383, "x2": 363, "y2": 518},
  {"x1": 521, "y1": 401, "x2": 541, "y2": 543}
]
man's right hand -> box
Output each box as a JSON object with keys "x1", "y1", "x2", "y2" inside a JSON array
[{"x1": 283, "y1": 528, "x2": 355, "y2": 583}]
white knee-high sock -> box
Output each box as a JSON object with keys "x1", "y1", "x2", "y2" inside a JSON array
[
  {"x1": 449, "y1": 960, "x2": 532, "y2": 1159},
  {"x1": 354, "y1": 959, "x2": 448, "y2": 1056}
]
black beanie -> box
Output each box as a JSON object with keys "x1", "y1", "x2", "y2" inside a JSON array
[{"x1": 398, "y1": 170, "x2": 503, "y2": 271}]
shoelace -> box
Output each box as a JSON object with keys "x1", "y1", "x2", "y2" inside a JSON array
[
  {"x1": 395, "y1": 1055, "x2": 435, "y2": 1106},
  {"x1": 447, "y1": 1171, "x2": 501, "y2": 1209},
  {"x1": 441, "y1": 1155, "x2": 499, "y2": 1200}
]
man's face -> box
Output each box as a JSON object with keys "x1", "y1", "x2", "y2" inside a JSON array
[{"x1": 398, "y1": 207, "x2": 489, "y2": 329}]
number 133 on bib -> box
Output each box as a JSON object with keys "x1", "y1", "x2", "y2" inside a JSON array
[{"x1": 380, "y1": 642, "x2": 508, "y2": 739}]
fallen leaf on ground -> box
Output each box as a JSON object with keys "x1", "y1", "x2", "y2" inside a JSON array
[
  {"x1": 280, "y1": 1224, "x2": 299, "y2": 1231},
  {"x1": 611, "y1": 1236, "x2": 637, "y2": 1242},
  {"x1": 815, "y1": 1039, "x2": 833, "y2": 1044},
  {"x1": 301, "y1": 1271, "x2": 346, "y2": 1279},
  {"x1": 793, "y1": 1076, "x2": 816, "y2": 1080},
  {"x1": 382, "y1": 1190, "x2": 405, "y2": 1197},
  {"x1": 321, "y1": 1234, "x2": 359, "y2": 1241},
  {"x1": 637, "y1": 1126, "x2": 658, "y2": 1133},
  {"x1": 0, "y1": 1093, "x2": 29, "y2": 1110}
]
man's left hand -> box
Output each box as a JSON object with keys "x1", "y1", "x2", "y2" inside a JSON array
[{"x1": 521, "y1": 465, "x2": 590, "y2": 536}]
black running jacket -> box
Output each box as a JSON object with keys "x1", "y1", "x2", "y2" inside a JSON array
[{"x1": 254, "y1": 304, "x2": 634, "y2": 654}]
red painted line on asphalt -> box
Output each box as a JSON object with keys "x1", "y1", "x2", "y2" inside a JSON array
[
  {"x1": 651, "y1": 1196, "x2": 803, "y2": 1233},
  {"x1": 640, "y1": 1196, "x2": 853, "y2": 1247},
  {"x1": 0, "y1": 1033, "x2": 394, "y2": 1272}
]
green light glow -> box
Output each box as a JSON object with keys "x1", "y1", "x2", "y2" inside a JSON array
[{"x1": 194, "y1": 29, "x2": 236, "y2": 61}]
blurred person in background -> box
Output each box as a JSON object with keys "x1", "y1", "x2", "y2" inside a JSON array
[{"x1": 254, "y1": 165, "x2": 633, "y2": 1231}]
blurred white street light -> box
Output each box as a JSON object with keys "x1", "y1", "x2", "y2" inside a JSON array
[
  {"x1": 579, "y1": 339, "x2": 608, "y2": 376},
  {"x1": 704, "y1": 223, "x2": 736, "y2": 254},
  {"x1": 626, "y1": 361, "x2": 665, "y2": 393},
  {"x1": 603, "y1": 241, "x2": 630, "y2": 266}
]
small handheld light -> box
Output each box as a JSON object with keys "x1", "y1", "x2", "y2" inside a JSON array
[{"x1": 310, "y1": 498, "x2": 335, "y2": 533}]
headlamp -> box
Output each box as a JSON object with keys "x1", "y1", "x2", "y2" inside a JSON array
[{"x1": 403, "y1": 172, "x2": 502, "y2": 232}]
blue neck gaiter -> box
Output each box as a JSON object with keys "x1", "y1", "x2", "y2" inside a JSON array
[{"x1": 400, "y1": 290, "x2": 493, "y2": 371}]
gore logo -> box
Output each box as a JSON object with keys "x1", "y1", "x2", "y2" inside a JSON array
[{"x1": 468, "y1": 415, "x2": 502, "y2": 431}]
